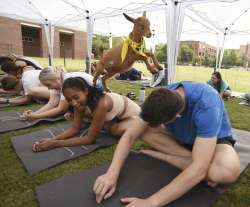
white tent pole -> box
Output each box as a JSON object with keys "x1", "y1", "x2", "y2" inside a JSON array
[
  {"x1": 218, "y1": 28, "x2": 228, "y2": 70},
  {"x1": 162, "y1": 0, "x2": 168, "y2": 85},
  {"x1": 151, "y1": 29, "x2": 156, "y2": 53},
  {"x1": 85, "y1": 10, "x2": 93, "y2": 74},
  {"x1": 165, "y1": 0, "x2": 185, "y2": 84},
  {"x1": 44, "y1": 19, "x2": 54, "y2": 66},
  {"x1": 109, "y1": 32, "x2": 112, "y2": 49},
  {"x1": 215, "y1": 32, "x2": 220, "y2": 70},
  {"x1": 174, "y1": 3, "x2": 185, "y2": 82}
]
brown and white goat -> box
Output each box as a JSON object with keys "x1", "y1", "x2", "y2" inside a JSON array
[{"x1": 93, "y1": 12, "x2": 163, "y2": 91}]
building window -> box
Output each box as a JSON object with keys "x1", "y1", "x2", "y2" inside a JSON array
[
  {"x1": 22, "y1": 36, "x2": 34, "y2": 42},
  {"x1": 60, "y1": 41, "x2": 64, "y2": 46}
]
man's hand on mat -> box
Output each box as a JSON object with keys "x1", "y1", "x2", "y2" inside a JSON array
[
  {"x1": 140, "y1": 149, "x2": 168, "y2": 162},
  {"x1": 121, "y1": 197, "x2": 154, "y2": 207},
  {"x1": 32, "y1": 139, "x2": 56, "y2": 152},
  {"x1": 93, "y1": 173, "x2": 117, "y2": 203}
]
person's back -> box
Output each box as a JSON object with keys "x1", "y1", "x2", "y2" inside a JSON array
[
  {"x1": 165, "y1": 82, "x2": 232, "y2": 144},
  {"x1": 22, "y1": 70, "x2": 41, "y2": 95}
]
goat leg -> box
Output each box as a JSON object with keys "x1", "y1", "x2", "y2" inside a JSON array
[
  {"x1": 93, "y1": 62, "x2": 105, "y2": 87},
  {"x1": 143, "y1": 57, "x2": 158, "y2": 74},
  {"x1": 144, "y1": 51, "x2": 163, "y2": 71},
  {"x1": 101, "y1": 72, "x2": 116, "y2": 92}
]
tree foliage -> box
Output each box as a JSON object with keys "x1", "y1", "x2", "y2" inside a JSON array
[
  {"x1": 155, "y1": 43, "x2": 167, "y2": 63},
  {"x1": 178, "y1": 44, "x2": 194, "y2": 63},
  {"x1": 92, "y1": 35, "x2": 109, "y2": 59},
  {"x1": 222, "y1": 50, "x2": 244, "y2": 67}
]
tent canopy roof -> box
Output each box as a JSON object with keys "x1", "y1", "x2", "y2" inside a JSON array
[{"x1": 0, "y1": 0, "x2": 249, "y2": 48}]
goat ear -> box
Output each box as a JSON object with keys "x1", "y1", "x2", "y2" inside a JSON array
[
  {"x1": 143, "y1": 11, "x2": 146, "y2": 17},
  {"x1": 123, "y1": 13, "x2": 135, "y2": 23}
]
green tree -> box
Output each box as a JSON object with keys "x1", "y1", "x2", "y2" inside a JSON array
[
  {"x1": 222, "y1": 49, "x2": 243, "y2": 67},
  {"x1": 192, "y1": 56, "x2": 200, "y2": 66},
  {"x1": 92, "y1": 35, "x2": 109, "y2": 59},
  {"x1": 179, "y1": 44, "x2": 194, "y2": 63},
  {"x1": 155, "y1": 43, "x2": 167, "y2": 63}
]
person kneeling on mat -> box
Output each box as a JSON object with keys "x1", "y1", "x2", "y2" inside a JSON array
[
  {"x1": 32, "y1": 77, "x2": 141, "y2": 151},
  {"x1": 207, "y1": 71, "x2": 232, "y2": 100},
  {"x1": 93, "y1": 81, "x2": 240, "y2": 207},
  {"x1": 0, "y1": 69, "x2": 49, "y2": 105}
]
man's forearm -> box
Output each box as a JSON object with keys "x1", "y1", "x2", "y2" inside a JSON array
[
  {"x1": 107, "y1": 132, "x2": 138, "y2": 178},
  {"x1": 148, "y1": 162, "x2": 207, "y2": 207}
]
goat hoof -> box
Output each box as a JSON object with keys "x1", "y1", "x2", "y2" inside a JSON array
[{"x1": 157, "y1": 65, "x2": 163, "y2": 70}]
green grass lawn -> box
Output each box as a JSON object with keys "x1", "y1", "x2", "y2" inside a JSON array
[
  {"x1": 32, "y1": 57, "x2": 250, "y2": 93},
  {"x1": 0, "y1": 80, "x2": 249, "y2": 207}
]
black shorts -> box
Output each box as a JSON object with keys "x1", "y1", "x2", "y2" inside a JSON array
[{"x1": 183, "y1": 137, "x2": 236, "y2": 151}]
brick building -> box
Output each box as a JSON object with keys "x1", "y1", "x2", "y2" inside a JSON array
[
  {"x1": 240, "y1": 44, "x2": 250, "y2": 68},
  {"x1": 180, "y1": 40, "x2": 217, "y2": 59},
  {"x1": 0, "y1": 16, "x2": 87, "y2": 59}
]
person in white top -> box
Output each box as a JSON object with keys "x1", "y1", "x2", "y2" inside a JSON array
[
  {"x1": 0, "y1": 69, "x2": 49, "y2": 104},
  {"x1": 22, "y1": 66, "x2": 102, "y2": 121}
]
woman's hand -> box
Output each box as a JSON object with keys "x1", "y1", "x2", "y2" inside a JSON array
[
  {"x1": 32, "y1": 139, "x2": 57, "y2": 152},
  {"x1": 93, "y1": 173, "x2": 118, "y2": 204},
  {"x1": 22, "y1": 111, "x2": 37, "y2": 121},
  {"x1": 64, "y1": 111, "x2": 74, "y2": 121}
]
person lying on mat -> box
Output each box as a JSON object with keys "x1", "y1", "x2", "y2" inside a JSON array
[
  {"x1": 22, "y1": 67, "x2": 102, "y2": 121},
  {"x1": 0, "y1": 60, "x2": 34, "y2": 95},
  {"x1": 93, "y1": 82, "x2": 241, "y2": 207},
  {"x1": 207, "y1": 71, "x2": 231, "y2": 100},
  {"x1": 0, "y1": 69, "x2": 49, "y2": 105},
  {"x1": 32, "y1": 77, "x2": 141, "y2": 151}
]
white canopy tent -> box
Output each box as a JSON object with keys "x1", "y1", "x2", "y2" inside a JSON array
[{"x1": 0, "y1": 0, "x2": 249, "y2": 83}]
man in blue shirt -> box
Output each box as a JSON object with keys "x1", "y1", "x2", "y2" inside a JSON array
[{"x1": 93, "y1": 82, "x2": 240, "y2": 207}]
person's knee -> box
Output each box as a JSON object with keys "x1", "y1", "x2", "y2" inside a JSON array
[
  {"x1": 208, "y1": 157, "x2": 241, "y2": 184},
  {"x1": 223, "y1": 90, "x2": 231, "y2": 98}
]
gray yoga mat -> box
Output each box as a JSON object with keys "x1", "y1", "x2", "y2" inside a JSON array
[
  {"x1": 11, "y1": 124, "x2": 117, "y2": 175},
  {"x1": 36, "y1": 128, "x2": 250, "y2": 207},
  {"x1": 0, "y1": 101, "x2": 29, "y2": 108},
  {"x1": 0, "y1": 109, "x2": 64, "y2": 133}
]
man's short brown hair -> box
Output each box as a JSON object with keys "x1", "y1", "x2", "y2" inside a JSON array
[{"x1": 141, "y1": 88, "x2": 184, "y2": 126}]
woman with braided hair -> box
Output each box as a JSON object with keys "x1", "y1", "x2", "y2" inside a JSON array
[{"x1": 32, "y1": 76, "x2": 140, "y2": 151}]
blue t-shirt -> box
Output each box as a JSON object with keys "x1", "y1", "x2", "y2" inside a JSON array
[{"x1": 164, "y1": 82, "x2": 232, "y2": 144}]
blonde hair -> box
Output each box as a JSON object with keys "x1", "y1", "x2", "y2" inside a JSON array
[
  {"x1": 15, "y1": 60, "x2": 27, "y2": 68},
  {"x1": 39, "y1": 66, "x2": 65, "y2": 81}
]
